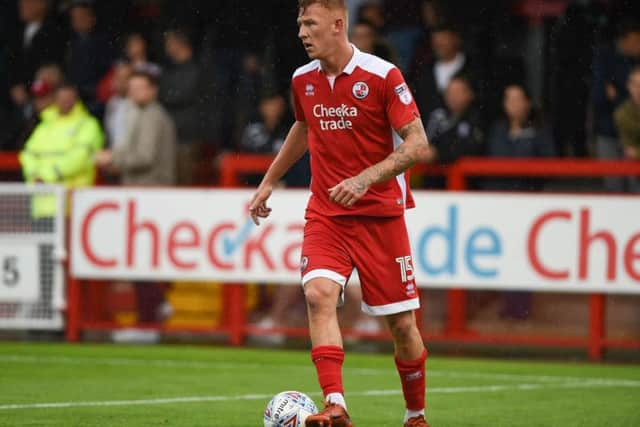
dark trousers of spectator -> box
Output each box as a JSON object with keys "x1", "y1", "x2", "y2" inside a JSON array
[
  {"x1": 596, "y1": 135, "x2": 640, "y2": 192},
  {"x1": 501, "y1": 291, "x2": 532, "y2": 320},
  {"x1": 134, "y1": 282, "x2": 165, "y2": 324},
  {"x1": 176, "y1": 142, "x2": 198, "y2": 186},
  {"x1": 554, "y1": 115, "x2": 588, "y2": 157}
]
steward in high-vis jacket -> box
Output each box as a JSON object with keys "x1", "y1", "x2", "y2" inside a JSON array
[{"x1": 19, "y1": 84, "x2": 104, "y2": 217}]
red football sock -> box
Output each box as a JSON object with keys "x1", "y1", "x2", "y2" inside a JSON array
[
  {"x1": 395, "y1": 348, "x2": 427, "y2": 411},
  {"x1": 311, "y1": 345, "x2": 345, "y2": 397}
]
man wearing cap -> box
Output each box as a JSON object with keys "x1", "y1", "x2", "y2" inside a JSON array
[{"x1": 11, "y1": 64, "x2": 63, "y2": 150}]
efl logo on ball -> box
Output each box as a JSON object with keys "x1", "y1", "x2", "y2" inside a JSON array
[{"x1": 352, "y1": 81, "x2": 369, "y2": 99}]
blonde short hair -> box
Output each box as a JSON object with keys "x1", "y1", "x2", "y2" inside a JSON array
[{"x1": 298, "y1": 0, "x2": 347, "y2": 12}]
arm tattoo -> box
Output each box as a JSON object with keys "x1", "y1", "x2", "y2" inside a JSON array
[
  {"x1": 357, "y1": 118, "x2": 429, "y2": 187},
  {"x1": 353, "y1": 179, "x2": 367, "y2": 193},
  {"x1": 397, "y1": 117, "x2": 426, "y2": 141}
]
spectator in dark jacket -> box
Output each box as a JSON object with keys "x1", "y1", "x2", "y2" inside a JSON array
[
  {"x1": 159, "y1": 28, "x2": 203, "y2": 186},
  {"x1": 485, "y1": 83, "x2": 555, "y2": 191},
  {"x1": 240, "y1": 92, "x2": 310, "y2": 188},
  {"x1": 66, "y1": 0, "x2": 113, "y2": 116},
  {"x1": 592, "y1": 19, "x2": 640, "y2": 191},
  {"x1": 427, "y1": 74, "x2": 484, "y2": 163},
  {"x1": 7, "y1": 0, "x2": 65, "y2": 114},
  {"x1": 413, "y1": 23, "x2": 475, "y2": 120},
  {"x1": 424, "y1": 73, "x2": 483, "y2": 188},
  {"x1": 240, "y1": 94, "x2": 288, "y2": 154}
]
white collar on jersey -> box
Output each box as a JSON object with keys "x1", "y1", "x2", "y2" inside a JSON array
[
  {"x1": 317, "y1": 44, "x2": 361, "y2": 75},
  {"x1": 342, "y1": 44, "x2": 361, "y2": 75}
]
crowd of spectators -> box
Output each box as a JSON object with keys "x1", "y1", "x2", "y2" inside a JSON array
[{"x1": 1, "y1": 0, "x2": 640, "y2": 192}]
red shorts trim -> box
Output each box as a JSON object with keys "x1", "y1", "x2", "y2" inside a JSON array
[
  {"x1": 361, "y1": 298, "x2": 420, "y2": 316},
  {"x1": 300, "y1": 214, "x2": 420, "y2": 316}
]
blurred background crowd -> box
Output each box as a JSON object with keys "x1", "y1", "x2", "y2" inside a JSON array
[
  {"x1": 1, "y1": 0, "x2": 640, "y2": 340},
  {"x1": 1, "y1": 0, "x2": 640, "y2": 189}
]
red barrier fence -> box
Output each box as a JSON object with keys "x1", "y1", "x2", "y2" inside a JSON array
[
  {"x1": 0, "y1": 153, "x2": 20, "y2": 171},
  {"x1": 417, "y1": 157, "x2": 640, "y2": 360},
  {"x1": 2, "y1": 151, "x2": 640, "y2": 359}
]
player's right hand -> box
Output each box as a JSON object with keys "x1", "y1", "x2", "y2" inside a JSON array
[{"x1": 249, "y1": 185, "x2": 273, "y2": 225}]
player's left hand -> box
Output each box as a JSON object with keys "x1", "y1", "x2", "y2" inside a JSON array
[
  {"x1": 249, "y1": 184, "x2": 273, "y2": 225},
  {"x1": 329, "y1": 176, "x2": 369, "y2": 207}
]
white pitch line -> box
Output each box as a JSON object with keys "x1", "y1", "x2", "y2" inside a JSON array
[
  {"x1": 0, "y1": 354, "x2": 223, "y2": 370},
  {"x1": 0, "y1": 380, "x2": 638, "y2": 411},
  {"x1": 426, "y1": 370, "x2": 640, "y2": 385},
  {"x1": 2, "y1": 354, "x2": 639, "y2": 386}
]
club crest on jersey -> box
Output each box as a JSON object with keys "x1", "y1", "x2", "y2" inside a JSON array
[
  {"x1": 395, "y1": 83, "x2": 413, "y2": 105},
  {"x1": 352, "y1": 81, "x2": 369, "y2": 99},
  {"x1": 305, "y1": 84, "x2": 315, "y2": 96},
  {"x1": 300, "y1": 256, "x2": 309, "y2": 272}
]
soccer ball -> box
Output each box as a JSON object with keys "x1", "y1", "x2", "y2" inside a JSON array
[{"x1": 263, "y1": 391, "x2": 318, "y2": 427}]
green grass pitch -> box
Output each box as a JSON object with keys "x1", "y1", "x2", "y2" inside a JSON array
[{"x1": 0, "y1": 343, "x2": 639, "y2": 426}]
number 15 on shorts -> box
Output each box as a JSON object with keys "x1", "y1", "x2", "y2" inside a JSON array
[{"x1": 395, "y1": 255, "x2": 414, "y2": 283}]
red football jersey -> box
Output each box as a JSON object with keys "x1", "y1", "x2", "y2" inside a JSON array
[{"x1": 291, "y1": 45, "x2": 420, "y2": 218}]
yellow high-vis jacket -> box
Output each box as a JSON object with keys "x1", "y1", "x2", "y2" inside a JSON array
[{"x1": 19, "y1": 102, "x2": 104, "y2": 217}]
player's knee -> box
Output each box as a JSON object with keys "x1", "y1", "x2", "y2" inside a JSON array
[
  {"x1": 304, "y1": 280, "x2": 340, "y2": 313},
  {"x1": 386, "y1": 312, "x2": 418, "y2": 343}
]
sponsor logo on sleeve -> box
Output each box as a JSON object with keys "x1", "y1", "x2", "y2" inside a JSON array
[{"x1": 395, "y1": 83, "x2": 413, "y2": 105}]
